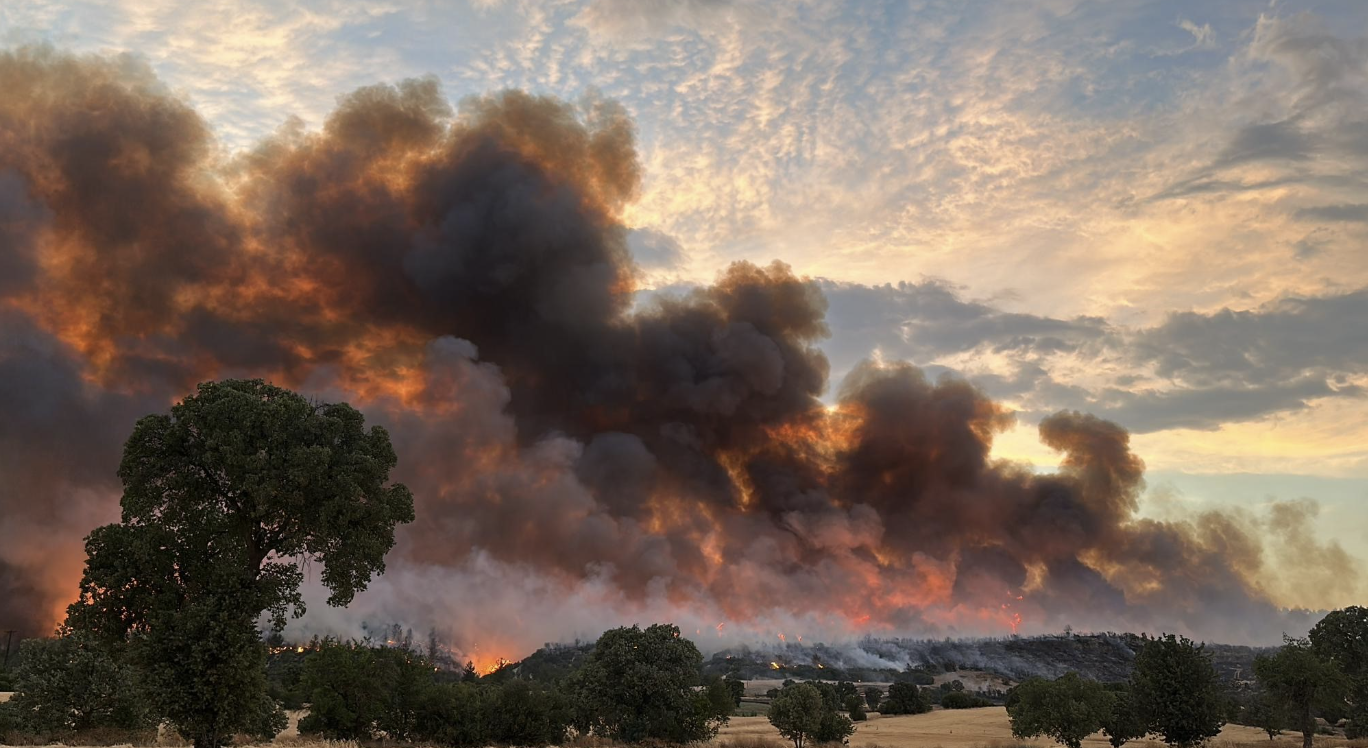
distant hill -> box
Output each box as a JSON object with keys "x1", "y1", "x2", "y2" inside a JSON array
[{"x1": 697, "y1": 633, "x2": 1270, "y2": 686}]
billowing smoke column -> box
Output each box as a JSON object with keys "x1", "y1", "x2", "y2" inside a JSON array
[{"x1": 0, "y1": 46, "x2": 1316, "y2": 653}]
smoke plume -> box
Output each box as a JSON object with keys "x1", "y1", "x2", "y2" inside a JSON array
[{"x1": 0, "y1": 46, "x2": 1331, "y2": 656}]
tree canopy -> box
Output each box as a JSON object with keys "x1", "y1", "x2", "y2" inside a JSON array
[
  {"x1": 768, "y1": 682, "x2": 855, "y2": 748},
  {"x1": 572, "y1": 623, "x2": 729, "y2": 743},
  {"x1": 1131, "y1": 634, "x2": 1226, "y2": 748},
  {"x1": 1255, "y1": 636, "x2": 1348, "y2": 748},
  {"x1": 1310, "y1": 606, "x2": 1368, "y2": 737},
  {"x1": 1008, "y1": 672, "x2": 1112, "y2": 748},
  {"x1": 65, "y1": 380, "x2": 414, "y2": 748}
]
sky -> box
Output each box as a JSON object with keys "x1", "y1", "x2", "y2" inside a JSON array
[{"x1": 1, "y1": 0, "x2": 1366, "y2": 650}]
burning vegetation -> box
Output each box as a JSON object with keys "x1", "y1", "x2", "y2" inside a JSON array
[{"x1": 0, "y1": 45, "x2": 1330, "y2": 651}]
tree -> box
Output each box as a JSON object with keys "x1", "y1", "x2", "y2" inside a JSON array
[
  {"x1": 725, "y1": 676, "x2": 746, "y2": 707},
  {"x1": 1243, "y1": 694, "x2": 1284, "y2": 740},
  {"x1": 65, "y1": 380, "x2": 415, "y2": 748},
  {"x1": 1130, "y1": 634, "x2": 1226, "y2": 748},
  {"x1": 1254, "y1": 637, "x2": 1348, "y2": 748},
  {"x1": 864, "y1": 686, "x2": 882, "y2": 711},
  {"x1": 881, "y1": 681, "x2": 932, "y2": 714},
  {"x1": 297, "y1": 641, "x2": 435, "y2": 741},
  {"x1": 769, "y1": 682, "x2": 854, "y2": 748},
  {"x1": 1310, "y1": 606, "x2": 1368, "y2": 737},
  {"x1": 844, "y1": 694, "x2": 868, "y2": 721},
  {"x1": 573, "y1": 623, "x2": 726, "y2": 743},
  {"x1": 1101, "y1": 688, "x2": 1148, "y2": 748},
  {"x1": 1008, "y1": 673, "x2": 1112, "y2": 748},
  {"x1": 5, "y1": 635, "x2": 156, "y2": 736}
]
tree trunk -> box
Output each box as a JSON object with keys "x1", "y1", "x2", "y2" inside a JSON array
[{"x1": 1303, "y1": 708, "x2": 1315, "y2": 748}]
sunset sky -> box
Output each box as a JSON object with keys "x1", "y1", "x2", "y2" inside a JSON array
[{"x1": 2, "y1": 0, "x2": 1366, "y2": 645}]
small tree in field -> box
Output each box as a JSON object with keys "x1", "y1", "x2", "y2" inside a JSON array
[
  {"x1": 573, "y1": 623, "x2": 727, "y2": 743},
  {"x1": 864, "y1": 685, "x2": 882, "y2": 711},
  {"x1": 769, "y1": 682, "x2": 854, "y2": 748},
  {"x1": 1254, "y1": 637, "x2": 1347, "y2": 748},
  {"x1": 1131, "y1": 634, "x2": 1226, "y2": 748},
  {"x1": 1101, "y1": 687, "x2": 1148, "y2": 748},
  {"x1": 1008, "y1": 672, "x2": 1112, "y2": 748},
  {"x1": 881, "y1": 681, "x2": 931, "y2": 714},
  {"x1": 66, "y1": 380, "x2": 415, "y2": 748}
]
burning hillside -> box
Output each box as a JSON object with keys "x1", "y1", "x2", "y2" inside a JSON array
[{"x1": 0, "y1": 45, "x2": 1328, "y2": 650}]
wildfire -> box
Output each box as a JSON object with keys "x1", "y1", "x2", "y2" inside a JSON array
[{"x1": 770, "y1": 661, "x2": 781, "y2": 670}]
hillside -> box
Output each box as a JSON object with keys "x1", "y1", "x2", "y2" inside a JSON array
[{"x1": 698, "y1": 633, "x2": 1269, "y2": 686}]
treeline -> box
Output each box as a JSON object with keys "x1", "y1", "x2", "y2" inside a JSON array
[
  {"x1": 1007, "y1": 610, "x2": 1368, "y2": 748},
  {"x1": 0, "y1": 623, "x2": 742, "y2": 747}
]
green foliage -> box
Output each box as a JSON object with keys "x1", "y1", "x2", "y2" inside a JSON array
[
  {"x1": 1008, "y1": 672, "x2": 1112, "y2": 748},
  {"x1": 5, "y1": 635, "x2": 156, "y2": 736},
  {"x1": 1310, "y1": 607, "x2": 1368, "y2": 739},
  {"x1": 573, "y1": 623, "x2": 727, "y2": 743},
  {"x1": 705, "y1": 677, "x2": 737, "y2": 720},
  {"x1": 941, "y1": 690, "x2": 992, "y2": 709},
  {"x1": 880, "y1": 682, "x2": 932, "y2": 714},
  {"x1": 298, "y1": 641, "x2": 433, "y2": 740},
  {"x1": 1242, "y1": 694, "x2": 1284, "y2": 740},
  {"x1": 725, "y1": 676, "x2": 746, "y2": 707},
  {"x1": 864, "y1": 685, "x2": 883, "y2": 711},
  {"x1": 64, "y1": 380, "x2": 414, "y2": 748},
  {"x1": 409, "y1": 679, "x2": 572, "y2": 747},
  {"x1": 1101, "y1": 688, "x2": 1148, "y2": 748},
  {"x1": 1131, "y1": 634, "x2": 1226, "y2": 748},
  {"x1": 768, "y1": 682, "x2": 854, "y2": 748},
  {"x1": 844, "y1": 694, "x2": 867, "y2": 721},
  {"x1": 1254, "y1": 636, "x2": 1348, "y2": 748}
]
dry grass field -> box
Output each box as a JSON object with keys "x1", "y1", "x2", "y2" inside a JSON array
[
  {"x1": 4, "y1": 701, "x2": 1366, "y2": 748},
  {"x1": 716, "y1": 708, "x2": 1364, "y2": 748}
]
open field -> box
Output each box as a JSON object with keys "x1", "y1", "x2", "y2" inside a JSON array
[
  {"x1": 717, "y1": 708, "x2": 1363, "y2": 748},
  {"x1": 5, "y1": 702, "x2": 1366, "y2": 748}
]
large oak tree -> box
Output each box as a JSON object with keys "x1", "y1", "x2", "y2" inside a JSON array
[{"x1": 67, "y1": 380, "x2": 414, "y2": 748}]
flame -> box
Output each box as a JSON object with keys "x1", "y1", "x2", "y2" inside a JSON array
[{"x1": 770, "y1": 661, "x2": 781, "y2": 670}]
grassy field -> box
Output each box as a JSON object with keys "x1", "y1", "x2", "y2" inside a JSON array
[
  {"x1": 717, "y1": 707, "x2": 1362, "y2": 748},
  {"x1": 5, "y1": 698, "x2": 1366, "y2": 748}
]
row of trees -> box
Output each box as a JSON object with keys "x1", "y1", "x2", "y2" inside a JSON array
[
  {"x1": 1009, "y1": 609, "x2": 1368, "y2": 748},
  {"x1": 1009, "y1": 634, "x2": 1228, "y2": 748},
  {"x1": 0, "y1": 622, "x2": 740, "y2": 747},
  {"x1": 1247, "y1": 607, "x2": 1368, "y2": 745}
]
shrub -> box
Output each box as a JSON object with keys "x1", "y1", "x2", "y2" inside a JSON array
[
  {"x1": 880, "y1": 682, "x2": 931, "y2": 714},
  {"x1": 941, "y1": 690, "x2": 992, "y2": 709},
  {"x1": 6, "y1": 636, "x2": 156, "y2": 736}
]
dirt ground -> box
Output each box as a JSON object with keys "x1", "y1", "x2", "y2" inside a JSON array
[
  {"x1": 716, "y1": 707, "x2": 1355, "y2": 748},
  {"x1": 0, "y1": 693, "x2": 11, "y2": 703}
]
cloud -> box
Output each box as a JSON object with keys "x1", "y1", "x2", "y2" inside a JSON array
[{"x1": 815, "y1": 279, "x2": 1368, "y2": 434}]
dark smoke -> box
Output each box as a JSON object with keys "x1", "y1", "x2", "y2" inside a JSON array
[{"x1": 0, "y1": 45, "x2": 1339, "y2": 650}]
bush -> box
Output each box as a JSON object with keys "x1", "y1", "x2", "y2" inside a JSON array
[
  {"x1": 880, "y1": 682, "x2": 931, "y2": 714},
  {"x1": 844, "y1": 694, "x2": 867, "y2": 721},
  {"x1": 941, "y1": 691, "x2": 992, "y2": 709},
  {"x1": 298, "y1": 640, "x2": 435, "y2": 741},
  {"x1": 864, "y1": 686, "x2": 882, "y2": 711},
  {"x1": 6, "y1": 636, "x2": 156, "y2": 736}
]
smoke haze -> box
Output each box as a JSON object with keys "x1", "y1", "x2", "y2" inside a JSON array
[{"x1": 0, "y1": 46, "x2": 1336, "y2": 659}]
